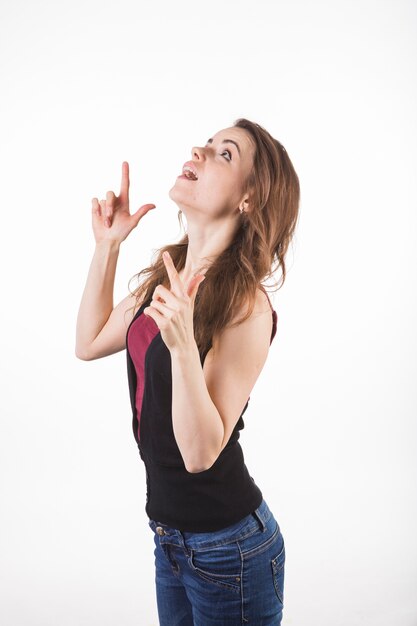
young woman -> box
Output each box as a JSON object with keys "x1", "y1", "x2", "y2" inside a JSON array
[{"x1": 76, "y1": 118, "x2": 300, "y2": 625}]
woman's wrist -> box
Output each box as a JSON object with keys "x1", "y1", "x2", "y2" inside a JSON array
[{"x1": 95, "y1": 238, "x2": 121, "y2": 253}]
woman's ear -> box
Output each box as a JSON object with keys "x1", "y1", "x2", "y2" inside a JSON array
[{"x1": 239, "y1": 195, "x2": 251, "y2": 213}]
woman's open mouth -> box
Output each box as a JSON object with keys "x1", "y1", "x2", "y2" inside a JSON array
[{"x1": 179, "y1": 163, "x2": 199, "y2": 181}]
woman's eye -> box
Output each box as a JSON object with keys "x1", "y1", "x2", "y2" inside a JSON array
[{"x1": 222, "y1": 149, "x2": 232, "y2": 161}]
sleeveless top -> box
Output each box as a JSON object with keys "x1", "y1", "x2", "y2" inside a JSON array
[{"x1": 125, "y1": 289, "x2": 278, "y2": 532}]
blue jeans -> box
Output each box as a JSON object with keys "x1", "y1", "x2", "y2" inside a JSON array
[{"x1": 148, "y1": 499, "x2": 285, "y2": 625}]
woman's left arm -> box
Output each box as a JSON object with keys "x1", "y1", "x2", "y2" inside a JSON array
[
  {"x1": 143, "y1": 251, "x2": 273, "y2": 473},
  {"x1": 170, "y1": 342, "x2": 224, "y2": 473}
]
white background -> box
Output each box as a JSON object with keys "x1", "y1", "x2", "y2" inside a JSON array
[{"x1": 0, "y1": 0, "x2": 416, "y2": 624}]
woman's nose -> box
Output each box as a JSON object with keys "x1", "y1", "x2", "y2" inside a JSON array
[{"x1": 192, "y1": 146, "x2": 205, "y2": 160}]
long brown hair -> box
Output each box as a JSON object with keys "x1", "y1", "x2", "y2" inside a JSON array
[{"x1": 127, "y1": 118, "x2": 300, "y2": 362}]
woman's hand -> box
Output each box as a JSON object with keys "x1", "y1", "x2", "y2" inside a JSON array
[
  {"x1": 91, "y1": 161, "x2": 156, "y2": 245},
  {"x1": 143, "y1": 251, "x2": 206, "y2": 354}
]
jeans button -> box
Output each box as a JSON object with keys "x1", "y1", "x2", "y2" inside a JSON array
[{"x1": 156, "y1": 526, "x2": 165, "y2": 536}]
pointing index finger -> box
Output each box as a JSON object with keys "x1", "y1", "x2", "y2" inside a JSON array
[
  {"x1": 119, "y1": 161, "x2": 130, "y2": 201},
  {"x1": 163, "y1": 251, "x2": 184, "y2": 294}
]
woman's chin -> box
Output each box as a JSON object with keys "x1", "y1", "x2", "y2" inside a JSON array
[{"x1": 168, "y1": 186, "x2": 180, "y2": 203}]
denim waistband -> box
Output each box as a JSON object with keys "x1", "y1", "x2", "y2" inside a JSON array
[{"x1": 148, "y1": 498, "x2": 274, "y2": 550}]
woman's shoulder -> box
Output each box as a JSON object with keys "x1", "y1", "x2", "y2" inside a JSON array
[
  {"x1": 226, "y1": 286, "x2": 274, "y2": 329},
  {"x1": 211, "y1": 287, "x2": 274, "y2": 353}
]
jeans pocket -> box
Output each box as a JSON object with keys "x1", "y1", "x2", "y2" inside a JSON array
[
  {"x1": 187, "y1": 543, "x2": 241, "y2": 593},
  {"x1": 271, "y1": 539, "x2": 285, "y2": 605},
  {"x1": 239, "y1": 518, "x2": 281, "y2": 559}
]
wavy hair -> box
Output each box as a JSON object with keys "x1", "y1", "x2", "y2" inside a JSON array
[{"x1": 127, "y1": 118, "x2": 300, "y2": 362}]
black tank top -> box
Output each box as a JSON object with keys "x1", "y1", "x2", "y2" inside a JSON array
[{"x1": 126, "y1": 290, "x2": 278, "y2": 532}]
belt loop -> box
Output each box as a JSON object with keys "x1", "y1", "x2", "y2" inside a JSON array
[{"x1": 252, "y1": 507, "x2": 267, "y2": 532}]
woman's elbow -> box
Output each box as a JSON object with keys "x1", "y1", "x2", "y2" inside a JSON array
[
  {"x1": 75, "y1": 346, "x2": 93, "y2": 361},
  {"x1": 184, "y1": 454, "x2": 217, "y2": 474}
]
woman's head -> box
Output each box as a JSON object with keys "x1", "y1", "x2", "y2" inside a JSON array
[
  {"x1": 129, "y1": 118, "x2": 300, "y2": 361},
  {"x1": 170, "y1": 119, "x2": 300, "y2": 281}
]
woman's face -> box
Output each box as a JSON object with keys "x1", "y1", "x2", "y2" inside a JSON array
[{"x1": 169, "y1": 126, "x2": 255, "y2": 216}]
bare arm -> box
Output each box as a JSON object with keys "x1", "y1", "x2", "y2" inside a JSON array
[
  {"x1": 75, "y1": 240, "x2": 139, "y2": 361},
  {"x1": 75, "y1": 161, "x2": 156, "y2": 360},
  {"x1": 170, "y1": 289, "x2": 273, "y2": 473},
  {"x1": 75, "y1": 240, "x2": 119, "y2": 359}
]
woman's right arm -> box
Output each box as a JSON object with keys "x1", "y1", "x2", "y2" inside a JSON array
[
  {"x1": 75, "y1": 161, "x2": 156, "y2": 361},
  {"x1": 75, "y1": 240, "x2": 138, "y2": 360}
]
